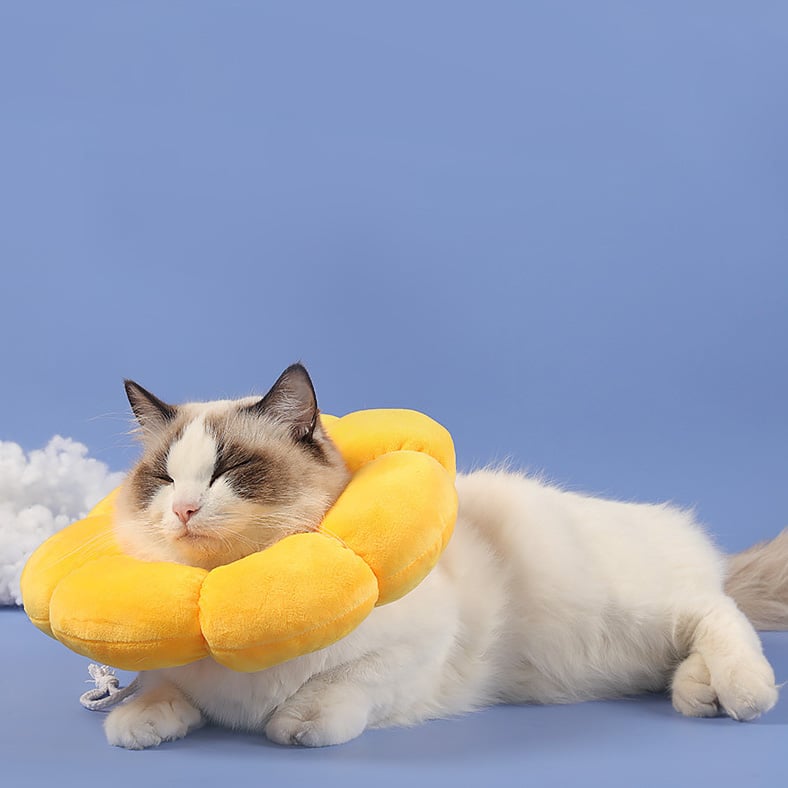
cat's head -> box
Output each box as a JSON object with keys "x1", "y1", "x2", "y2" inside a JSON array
[{"x1": 114, "y1": 364, "x2": 351, "y2": 569}]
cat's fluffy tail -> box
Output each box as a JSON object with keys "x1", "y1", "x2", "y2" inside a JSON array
[{"x1": 726, "y1": 528, "x2": 788, "y2": 630}]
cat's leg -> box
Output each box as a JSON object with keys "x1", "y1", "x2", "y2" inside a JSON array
[
  {"x1": 265, "y1": 559, "x2": 463, "y2": 747},
  {"x1": 104, "y1": 676, "x2": 204, "y2": 749},
  {"x1": 674, "y1": 596, "x2": 778, "y2": 721}
]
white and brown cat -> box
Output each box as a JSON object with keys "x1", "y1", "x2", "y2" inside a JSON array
[{"x1": 105, "y1": 364, "x2": 788, "y2": 749}]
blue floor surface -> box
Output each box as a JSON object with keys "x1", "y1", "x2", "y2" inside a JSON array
[{"x1": 3, "y1": 607, "x2": 787, "y2": 788}]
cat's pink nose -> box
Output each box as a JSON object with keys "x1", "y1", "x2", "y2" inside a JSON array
[{"x1": 173, "y1": 502, "x2": 201, "y2": 525}]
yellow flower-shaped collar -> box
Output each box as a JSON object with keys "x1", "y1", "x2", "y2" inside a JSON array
[{"x1": 21, "y1": 409, "x2": 457, "y2": 672}]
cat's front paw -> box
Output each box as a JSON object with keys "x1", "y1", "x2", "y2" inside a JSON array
[
  {"x1": 104, "y1": 688, "x2": 203, "y2": 749},
  {"x1": 265, "y1": 682, "x2": 369, "y2": 747}
]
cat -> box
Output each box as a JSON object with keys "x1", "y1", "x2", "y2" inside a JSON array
[{"x1": 105, "y1": 363, "x2": 788, "y2": 749}]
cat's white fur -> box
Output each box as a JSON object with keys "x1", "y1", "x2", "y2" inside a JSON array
[{"x1": 105, "y1": 399, "x2": 781, "y2": 749}]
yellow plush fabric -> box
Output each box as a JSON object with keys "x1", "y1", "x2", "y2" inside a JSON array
[{"x1": 21, "y1": 409, "x2": 457, "y2": 672}]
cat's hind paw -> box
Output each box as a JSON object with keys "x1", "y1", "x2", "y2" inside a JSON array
[
  {"x1": 673, "y1": 649, "x2": 778, "y2": 722},
  {"x1": 672, "y1": 652, "x2": 720, "y2": 717},
  {"x1": 712, "y1": 653, "x2": 778, "y2": 722}
]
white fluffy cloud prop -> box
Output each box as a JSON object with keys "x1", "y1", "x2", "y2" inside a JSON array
[{"x1": 0, "y1": 437, "x2": 125, "y2": 605}]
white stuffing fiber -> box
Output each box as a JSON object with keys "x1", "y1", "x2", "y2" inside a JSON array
[{"x1": 0, "y1": 436, "x2": 125, "y2": 606}]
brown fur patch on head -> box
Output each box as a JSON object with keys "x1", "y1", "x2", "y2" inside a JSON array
[
  {"x1": 126, "y1": 423, "x2": 184, "y2": 510},
  {"x1": 203, "y1": 406, "x2": 348, "y2": 510}
]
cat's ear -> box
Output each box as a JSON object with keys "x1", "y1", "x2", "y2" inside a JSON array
[
  {"x1": 247, "y1": 363, "x2": 318, "y2": 441},
  {"x1": 124, "y1": 380, "x2": 177, "y2": 434}
]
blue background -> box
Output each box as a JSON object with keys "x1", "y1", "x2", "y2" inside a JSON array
[{"x1": 1, "y1": 2, "x2": 787, "y2": 786}]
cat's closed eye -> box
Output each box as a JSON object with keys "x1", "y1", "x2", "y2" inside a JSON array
[
  {"x1": 210, "y1": 458, "x2": 254, "y2": 486},
  {"x1": 154, "y1": 473, "x2": 174, "y2": 485}
]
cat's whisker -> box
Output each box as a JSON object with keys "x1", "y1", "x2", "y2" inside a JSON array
[{"x1": 39, "y1": 528, "x2": 118, "y2": 570}]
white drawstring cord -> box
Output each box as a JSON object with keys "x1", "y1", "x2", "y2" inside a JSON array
[{"x1": 80, "y1": 664, "x2": 141, "y2": 711}]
